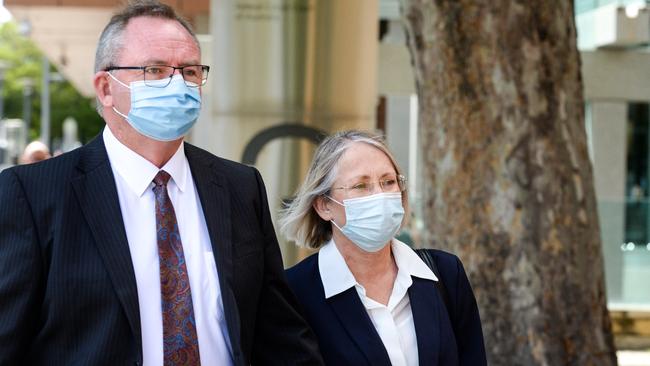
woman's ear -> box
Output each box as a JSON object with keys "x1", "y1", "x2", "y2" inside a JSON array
[{"x1": 313, "y1": 195, "x2": 332, "y2": 221}]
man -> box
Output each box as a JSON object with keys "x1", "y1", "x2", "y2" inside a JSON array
[{"x1": 0, "y1": 1, "x2": 323, "y2": 365}]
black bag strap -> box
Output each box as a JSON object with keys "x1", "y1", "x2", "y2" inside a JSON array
[{"x1": 414, "y1": 249, "x2": 452, "y2": 315}]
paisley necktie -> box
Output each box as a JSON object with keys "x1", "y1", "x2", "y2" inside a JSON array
[{"x1": 153, "y1": 170, "x2": 201, "y2": 365}]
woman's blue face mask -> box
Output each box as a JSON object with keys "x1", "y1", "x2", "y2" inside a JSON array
[
  {"x1": 108, "y1": 73, "x2": 201, "y2": 142},
  {"x1": 328, "y1": 192, "x2": 405, "y2": 252}
]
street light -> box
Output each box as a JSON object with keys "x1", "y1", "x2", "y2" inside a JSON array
[
  {"x1": 0, "y1": 60, "x2": 10, "y2": 166},
  {"x1": 0, "y1": 60, "x2": 10, "y2": 122},
  {"x1": 17, "y1": 17, "x2": 64, "y2": 151},
  {"x1": 21, "y1": 78, "x2": 35, "y2": 144},
  {"x1": 40, "y1": 57, "x2": 64, "y2": 150}
]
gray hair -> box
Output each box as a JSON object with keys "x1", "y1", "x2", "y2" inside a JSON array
[
  {"x1": 94, "y1": 0, "x2": 200, "y2": 115},
  {"x1": 279, "y1": 129, "x2": 409, "y2": 249}
]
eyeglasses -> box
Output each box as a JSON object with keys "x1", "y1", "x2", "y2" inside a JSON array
[
  {"x1": 331, "y1": 175, "x2": 407, "y2": 199},
  {"x1": 104, "y1": 64, "x2": 210, "y2": 88}
]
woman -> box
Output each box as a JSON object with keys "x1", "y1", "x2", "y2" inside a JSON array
[{"x1": 281, "y1": 130, "x2": 486, "y2": 366}]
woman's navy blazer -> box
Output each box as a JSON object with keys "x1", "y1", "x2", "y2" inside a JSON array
[{"x1": 286, "y1": 249, "x2": 487, "y2": 366}]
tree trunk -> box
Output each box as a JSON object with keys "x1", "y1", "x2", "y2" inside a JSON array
[{"x1": 399, "y1": 1, "x2": 617, "y2": 365}]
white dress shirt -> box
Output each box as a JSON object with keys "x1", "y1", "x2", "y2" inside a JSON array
[
  {"x1": 318, "y1": 238, "x2": 438, "y2": 366},
  {"x1": 103, "y1": 127, "x2": 232, "y2": 366}
]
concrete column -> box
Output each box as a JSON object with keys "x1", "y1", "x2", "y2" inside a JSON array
[
  {"x1": 385, "y1": 96, "x2": 412, "y2": 180},
  {"x1": 385, "y1": 94, "x2": 420, "y2": 245},
  {"x1": 589, "y1": 101, "x2": 628, "y2": 303},
  {"x1": 200, "y1": 0, "x2": 378, "y2": 265}
]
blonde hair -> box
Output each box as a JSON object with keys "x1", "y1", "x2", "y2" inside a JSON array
[{"x1": 279, "y1": 129, "x2": 409, "y2": 249}]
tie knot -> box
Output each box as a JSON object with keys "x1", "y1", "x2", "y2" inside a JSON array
[{"x1": 153, "y1": 170, "x2": 172, "y2": 187}]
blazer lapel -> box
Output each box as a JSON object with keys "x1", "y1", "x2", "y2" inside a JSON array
[
  {"x1": 327, "y1": 288, "x2": 392, "y2": 366},
  {"x1": 409, "y1": 277, "x2": 442, "y2": 366},
  {"x1": 70, "y1": 135, "x2": 142, "y2": 350},
  {"x1": 184, "y1": 144, "x2": 241, "y2": 362}
]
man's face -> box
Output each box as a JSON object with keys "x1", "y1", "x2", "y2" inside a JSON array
[{"x1": 108, "y1": 16, "x2": 201, "y2": 123}]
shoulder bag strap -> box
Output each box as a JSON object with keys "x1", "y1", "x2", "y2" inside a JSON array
[{"x1": 414, "y1": 248, "x2": 452, "y2": 316}]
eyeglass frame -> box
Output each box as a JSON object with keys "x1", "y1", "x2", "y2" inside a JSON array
[
  {"x1": 104, "y1": 64, "x2": 210, "y2": 88},
  {"x1": 329, "y1": 174, "x2": 407, "y2": 198}
]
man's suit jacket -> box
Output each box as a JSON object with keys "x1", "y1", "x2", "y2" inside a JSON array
[
  {"x1": 0, "y1": 135, "x2": 323, "y2": 365},
  {"x1": 285, "y1": 249, "x2": 487, "y2": 366}
]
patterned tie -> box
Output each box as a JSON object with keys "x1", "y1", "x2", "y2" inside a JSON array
[{"x1": 152, "y1": 170, "x2": 201, "y2": 365}]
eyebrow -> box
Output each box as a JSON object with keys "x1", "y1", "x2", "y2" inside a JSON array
[
  {"x1": 140, "y1": 59, "x2": 202, "y2": 66},
  {"x1": 346, "y1": 172, "x2": 397, "y2": 181}
]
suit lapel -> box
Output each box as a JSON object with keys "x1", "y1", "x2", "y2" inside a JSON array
[
  {"x1": 409, "y1": 277, "x2": 442, "y2": 366},
  {"x1": 70, "y1": 136, "x2": 142, "y2": 350},
  {"x1": 327, "y1": 288, "x2": 392, "y2": 366},
  {"x1": 184, "y1": 144, "x2": 241, "y2": 362}
]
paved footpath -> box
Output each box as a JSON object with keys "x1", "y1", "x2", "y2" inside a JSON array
[{"x1": 618, "y1": 351, "x2": 650, "y2": 366}]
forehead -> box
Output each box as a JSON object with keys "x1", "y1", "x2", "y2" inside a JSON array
[
  {"x1": 117, "y1": 16, "x2": 200, "y2": 65},
  {"x1": 335, "y1": 142, "x2": 396, "y2": 181}
]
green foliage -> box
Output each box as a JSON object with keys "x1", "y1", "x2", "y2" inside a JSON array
[{"x1": 0, "y1": 21, "x2": 104, "y2": 145}]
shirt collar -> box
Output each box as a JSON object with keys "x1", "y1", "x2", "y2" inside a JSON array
[
  {"x1": 391, "y1": 238, "x2": 439, "y2": 282},
  {"x1": 318, "y1": 238, "x2": 438, "y2": 300},
  {"x1": 318, "y1": 239, "x2": 358, "y2": 299},
  {"x1": 103, "y1": 127, "x2": 188, "y2": 197}
]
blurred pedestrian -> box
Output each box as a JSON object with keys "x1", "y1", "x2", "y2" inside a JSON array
[{"x1": 19, "y1": 140, "x2": 51, "y2": 164}]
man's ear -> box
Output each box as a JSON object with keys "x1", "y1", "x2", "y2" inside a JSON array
[
  {"x1": 313, "y1": 195, "x2": 332, "y2": 221},
  {"x1": 93, "y1": 71, "x2": 113, "y2": 108}
]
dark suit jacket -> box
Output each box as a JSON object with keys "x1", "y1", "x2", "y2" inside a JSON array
[
  {"x1": 286, "y1": 249, "x2": 486, "y2": 366},
  {"x1": 0, "y1": 135, "x2": 323, "y2": 366}
]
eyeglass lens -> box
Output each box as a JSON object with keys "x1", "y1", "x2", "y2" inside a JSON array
[
  {"x1": 343, "y1": 176, "x2": 406, "y2": 198},
  {"x1": 144, "y1": 65, "x2": 208, "y2": 87}
]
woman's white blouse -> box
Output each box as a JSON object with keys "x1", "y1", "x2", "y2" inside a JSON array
[{"x1": 318, "y1": 239, "x2": 438, "y2": 366}]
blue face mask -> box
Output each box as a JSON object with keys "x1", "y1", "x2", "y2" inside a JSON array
[
  {"x1": 328, "y1": 192, "x2": 405, "y2": 252},
  {"x1": 109, "y1": 73, "x2": 201, "y2": 141}
]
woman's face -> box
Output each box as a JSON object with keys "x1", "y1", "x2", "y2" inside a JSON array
[{"x1": 325, "y1": 142, "x2": 399, "y2": 227}]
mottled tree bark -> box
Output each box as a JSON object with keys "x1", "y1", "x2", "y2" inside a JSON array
[{"x1": 399, "y1": 1, "x2": 617, "y2": 365}]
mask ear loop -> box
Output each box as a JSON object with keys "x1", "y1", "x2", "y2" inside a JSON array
[
  {"x1": 324, "y1": 194, "x2": 345, "y2": 207},
  {"x1": 106, "y1": 72, "x2": 132, "y2": 121},
  {"x1": 323, "y1": 194, "x2": 345, "y2": 229},
  {"x1": 106, "y1": 71, "x2": 131, "y2": 89},
  {"x1": 330, "y1": 219, "x2": 344, "y2": 231},
  {"x1": 112, "y1": 106, "x2": 130, "y2": 121}
]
